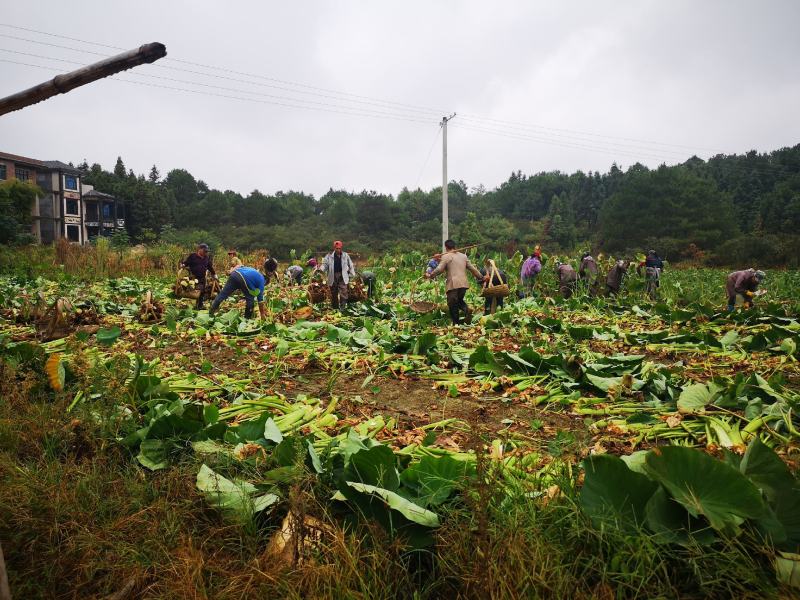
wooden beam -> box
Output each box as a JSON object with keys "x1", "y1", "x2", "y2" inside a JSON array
[{"x1": 0, "y1": 42, "x2": 167, "y2": 116}]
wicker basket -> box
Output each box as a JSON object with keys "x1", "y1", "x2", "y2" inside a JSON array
[
  {"x1": 480, "y1": 259, "x2": 510, "y2": 298},
  {"x1": 348, "y1": 278, "x2": 368, "y2": 302},
  {"x1": 174, "y1": 268, "x2": 201, "y2": 299},
  {"x1": 408, "y1": 278, "x2": 438, "y2": 314},
  {"x1": 307, "y1": 279, "x2": 330, "y2": 304}
]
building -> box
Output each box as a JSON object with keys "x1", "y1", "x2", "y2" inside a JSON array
[{"x1": 0, "y1": 151, "x2": 125, "y2": 244}]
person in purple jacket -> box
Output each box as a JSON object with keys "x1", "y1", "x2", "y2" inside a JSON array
[
  {"x1": 520, "y1": 250, "x2": 542, "y2": 297},
  {"x1": 180, "y1": 243, "x2": 217, "y2": 310},
  {"x1": 726, "y1": 269, "x2": 765, "y2": 311}
]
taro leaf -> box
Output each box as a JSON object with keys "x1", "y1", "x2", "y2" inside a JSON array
[
  {"x1": 775, "y1": 552, "x2": 800, "y2": 588},
  {"x1": 338, "y1": 429, "x2": 379, "y2": 464},
  {"x1": 740, "y1": 437, "x2": 795, "y2": 501},
  {"x1": 137, "y1": 439, "x2": 169, "y2": 470},
  {"x1": 203, "y1": 404, "x2": 219, "y2": 425},
  {"x1": 352, "y1": 327, "x2": 373, "y2": 347},
  {"x1": 567, "y1": 326, "x2": 596, "y2": 340},
  {"x1": 346, "y1": 445, "x2": 399, "y2": 490},
  {"x1": 580, "y1": 454, "x2": 658, "y2": 532},
  {"x1": 344, "y1": 482, "x2": 439, "y2": 527},
  {"x1": 307, "y1": 440, "x2": 323, "y2": 474},
  {"x1": 234, "y1": 413, "x2": 271, "y2": 442},
  {"x1": 584, "y1": 373, "x2": 644, "y2": 394},
  {"x1": 263, "y1": 418, "x2": 283, "y2": 444},
  {"x1": 677, "y1": 383, "x2": 721, "y2": 414},
  {"x1": 744, "y1": 399, "x2": 763, "y2": 420},
  {"x1": 413, "y1": 331, "x2": 437, "y2": 356},
  {"x1": 196, "y1": 464, "x2": 278, "y2": 519},
  {"x1": 781, "y1": 338, "x2": 797, "y2": 356},
  {"x1": 773, "y1": 488, "x2": 800, "y2": 550},
  {"x1": 644, "y1": 446, "x2": 766, "y2": 534},
  {"x1": 720, "y1": 330, "x2": 739, "y2": 348},
  {"x1": 620, "y1": 450, "x2": 650, "y2": 475},
  {"x1": 750, "y1": 374, "x2": 785, "y2": 403},
  {"x1": 96, "y1": 326, "x2": 122, "y2": 347},
  {"x1": 399, "y1": 455, "x2": 475, "y2": 508},
  {"x1": 644, "y1": 486, "x2": 716, "y2": 545},
  {"x1": 468, "y1": 345, "x2": 505, "y2": 376}
]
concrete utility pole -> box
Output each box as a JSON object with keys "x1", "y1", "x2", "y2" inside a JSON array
[
  {"x1": 441, "y1": 113, "x2": 456, "y2": 249},
  {"x1": 0, "y1": 42, "x2": 167, "y2": 116}
]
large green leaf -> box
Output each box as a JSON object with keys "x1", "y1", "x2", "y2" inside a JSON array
[
  {"x1": 584, "y1": 373, "x2": 644, "y2": 394},
  {"x1": 740, "y1": 437, "x2": 795, "y2": 501},
  {"x1": 399, "y1": 455, "x2": 475, "y2": 507},
  {"x1": 344, "y1": 482, "x2": 439, "y2": 527},
  {"x1": 677, "y1": 382, "x2": 721, "y2": 414},
  {"x1": 644, "y1": 446, "x2": 766, "y2": 534},
  {"x1": 346, "y1": 445, "x2": 399, "y2": 491},
  {"x1": 137, "y1": 439, "x2": 169, "y2": 470},
  {"x1": 581, "y1": 454, "x2": 658, "y2": 532},
  {"x1": 776, "y1": 552, "x2": 800, "y2": 589},
  {"x1": 96, "y1": 326, "x2": 122, "y2": 347},
  {"x1": 644, "y1": 486, "x2": 716, "y2": 545},
  {"x1": 196, "y1": 464, "x2": 278, "y2": 519}
]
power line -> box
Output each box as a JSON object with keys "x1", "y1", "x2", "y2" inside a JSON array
[{"x1": 414, "y1": 124, "x2": 442, "y2": 189}]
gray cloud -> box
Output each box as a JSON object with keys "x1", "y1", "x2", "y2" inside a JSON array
[{"x1": 1, "y1": 0, "x2": 798, "y2": 198}]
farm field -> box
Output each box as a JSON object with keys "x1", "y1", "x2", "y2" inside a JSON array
[{"x1": 2, "y1": 249, "x2": 800, "y2": 599}]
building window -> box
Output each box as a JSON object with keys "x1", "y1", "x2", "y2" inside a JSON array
[
  {"x1": 66, "y1": 199, "x2": 79, "y2": 216},
  {"x1": 15, "y1": 166, "x2": 30, "y2": 181},
  {"x1": 86, "y1": 203, "x2": 98, "y2": 221},
  {"x1": 0, "y1": 164, "x2": 6, "y2": 180},
  {"x1": 66, "y1": 224, "x2": 80, "y2": 242},
  {"x1": 102, "y1": 203, "x2": 113, "y2": 219},
  {"x1": 64, "y1": 175, "x2": 78, "y2": 191}
]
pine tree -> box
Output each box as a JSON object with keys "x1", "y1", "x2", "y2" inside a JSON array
[
  {"x1": 113, "y1": 157, "x2": 126, "y2": 178},
  {"x1": 149, "y1": 165, "x2": 160, "y2": 183}
]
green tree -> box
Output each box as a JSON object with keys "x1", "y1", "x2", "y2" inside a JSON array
[{"x1": 0, "y1": 180, "x2": 40, "y2": 244}]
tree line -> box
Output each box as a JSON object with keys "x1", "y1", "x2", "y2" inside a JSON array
[{"x1": 58, "y1": 143, "x2": 799, "y2": 266}]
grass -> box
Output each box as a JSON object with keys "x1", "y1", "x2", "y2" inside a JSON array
[{"x1": 0, "y1": 370, "x2": 785, "y2": 599}]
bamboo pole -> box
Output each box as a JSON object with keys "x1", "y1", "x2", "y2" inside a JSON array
[{"x1": 0, "y1": 42, "x2": 167, "y2": 116}]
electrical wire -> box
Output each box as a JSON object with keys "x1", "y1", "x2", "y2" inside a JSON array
[{"x1": 413, "y1": 124, "x2": 442, "y2": 189}]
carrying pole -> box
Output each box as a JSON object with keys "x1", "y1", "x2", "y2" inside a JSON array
[{"x1": 0, "y1": 42, "x2": 167, "y2": 116}]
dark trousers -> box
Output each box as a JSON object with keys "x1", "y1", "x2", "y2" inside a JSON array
[
  {"x1": 331, "y1": 272, "x2": 348, "y2": 309},
  {"x1": 195, "y1": 277, "x2": 207, "y2": 309},
  {"x1": 210, "y1": 273, "x2": 255, "y2": 318},
  {"x1": 446, "y1": 288, "x2": 471, "y2": 325}
]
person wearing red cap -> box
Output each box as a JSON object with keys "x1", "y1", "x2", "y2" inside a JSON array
[{"x1": 321, "y1": 240, "x2": 356, "y2": 310}]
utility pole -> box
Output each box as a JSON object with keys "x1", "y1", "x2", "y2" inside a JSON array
[
  {"x1": 441, "y1": 113, "x2": 456, "y2": 249},
  {"x1": 0, "y1": 42, "x2": 167, "y2": 116}
]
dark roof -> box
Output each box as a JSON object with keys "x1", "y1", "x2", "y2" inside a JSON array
[
  {"x1": 83, "y1": 189, "x2": 115, "y2": 199},
  {"x1": 42, "y1": 160, "x2": 81, "y2": 174},
  {"x1": 0, "y1": 151, "x2": 46, "y2": 167}
]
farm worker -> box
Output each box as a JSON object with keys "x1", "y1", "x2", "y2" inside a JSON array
[
  {"x1": 285, "y1": 265, "x2": 304, "y2": 285},
  {"x1": 209, "y1": 265, "x2": 267, "y2": 320},
  {"x1": 321, "y1": 240, "x2": 357, "y2": 310},
  {"x1": 578, "y1": 252, "x2": 600, "y2": 296},
  {"x1": 180, "y1": 243, "x2": 217, "y2": 310},
  {"x1": 307, "y1": 257, "x2": 318, "y2": 271},
  {"x1": 426, "y1": 254, "x2": 442, "y2": 276},
  {"x1": 425, "y1": 239, "x2": 488, "y2": 325},
  {"x1": 605, "y1": 260, "x2": 628, "y2": 296},
  {"x1": 479, "y1": 265, "x2": 509, "y2": 314},
  {"x1": 360, "y1": 271, "x2": 377, "y2": 299},
  {"x1": 226, "y1": 249, "x2": 242, "y2": 274},
  {"x1": 637, "y1": 250, "x2": 665, "y2": 299},
  {"x1": 520, "y1": 250, "x2": 542, "y2": 297},
  {"x1": 554, "y1": 261, "x2": 578, "y2": 299},
  {"x1": 726, "y1": 269, "x2": 766, "y2": 311},
  {"x1": 263, "y1": 255, "x2": 279, "y2": 284}
]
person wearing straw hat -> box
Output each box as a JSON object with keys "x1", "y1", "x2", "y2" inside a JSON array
[
  {"x1": 180, "y1": 242, "x2": 217, "y2": 310},
  {"x1": 726, "y1": 268, "x2": 766, "y2": 311},
  {"x1": 226, "y1": 249, "x2": 242, "y2": 274},
  {"x1": 321, "y1": 240, "x2": 356, "y2": 310},
  {"x1": 425, "y1": 239, "x2": 488, "y2": 325},
  {"x1": 209, "y1": 265, "x2": 267, "y2": 320}
]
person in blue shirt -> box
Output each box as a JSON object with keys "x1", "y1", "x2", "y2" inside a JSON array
[{"x1": 209, "y1": 265, "x2": 267, "y2": 319}]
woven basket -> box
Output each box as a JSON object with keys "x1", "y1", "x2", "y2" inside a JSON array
[
  {"x1": 348, "y1": 278, "x2": 368, "y2": 302},
  {"x1": 480, "y1": 259, "x2": 510, "y2": 298},
  {"x1": 408, "y1": 278, "x2": 438, "y2": 314},
  {"x1": 307, "y1": 279, "x2": 330, "y2": 304},
  {"x1": 174, "y1": 268, "x2": 201, "y2": 299}
]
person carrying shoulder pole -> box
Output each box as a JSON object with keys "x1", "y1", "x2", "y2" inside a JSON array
[
  {"x1": 425, "y1": 239, "x2": 488, "y2": 325},
  {"x1": 180, "y1": 242, "x2": 217, "y2": 310},
  {"x1": 209, "y1": 265, "x2": 268, "y2": 319},
  {"x1": 321, "y1": 240, "x2": 356, "y2": 310}
]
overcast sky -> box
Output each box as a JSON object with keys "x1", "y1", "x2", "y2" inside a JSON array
[{"x1": 1, "y1": 1, "x2": 799, "y2": 198}]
